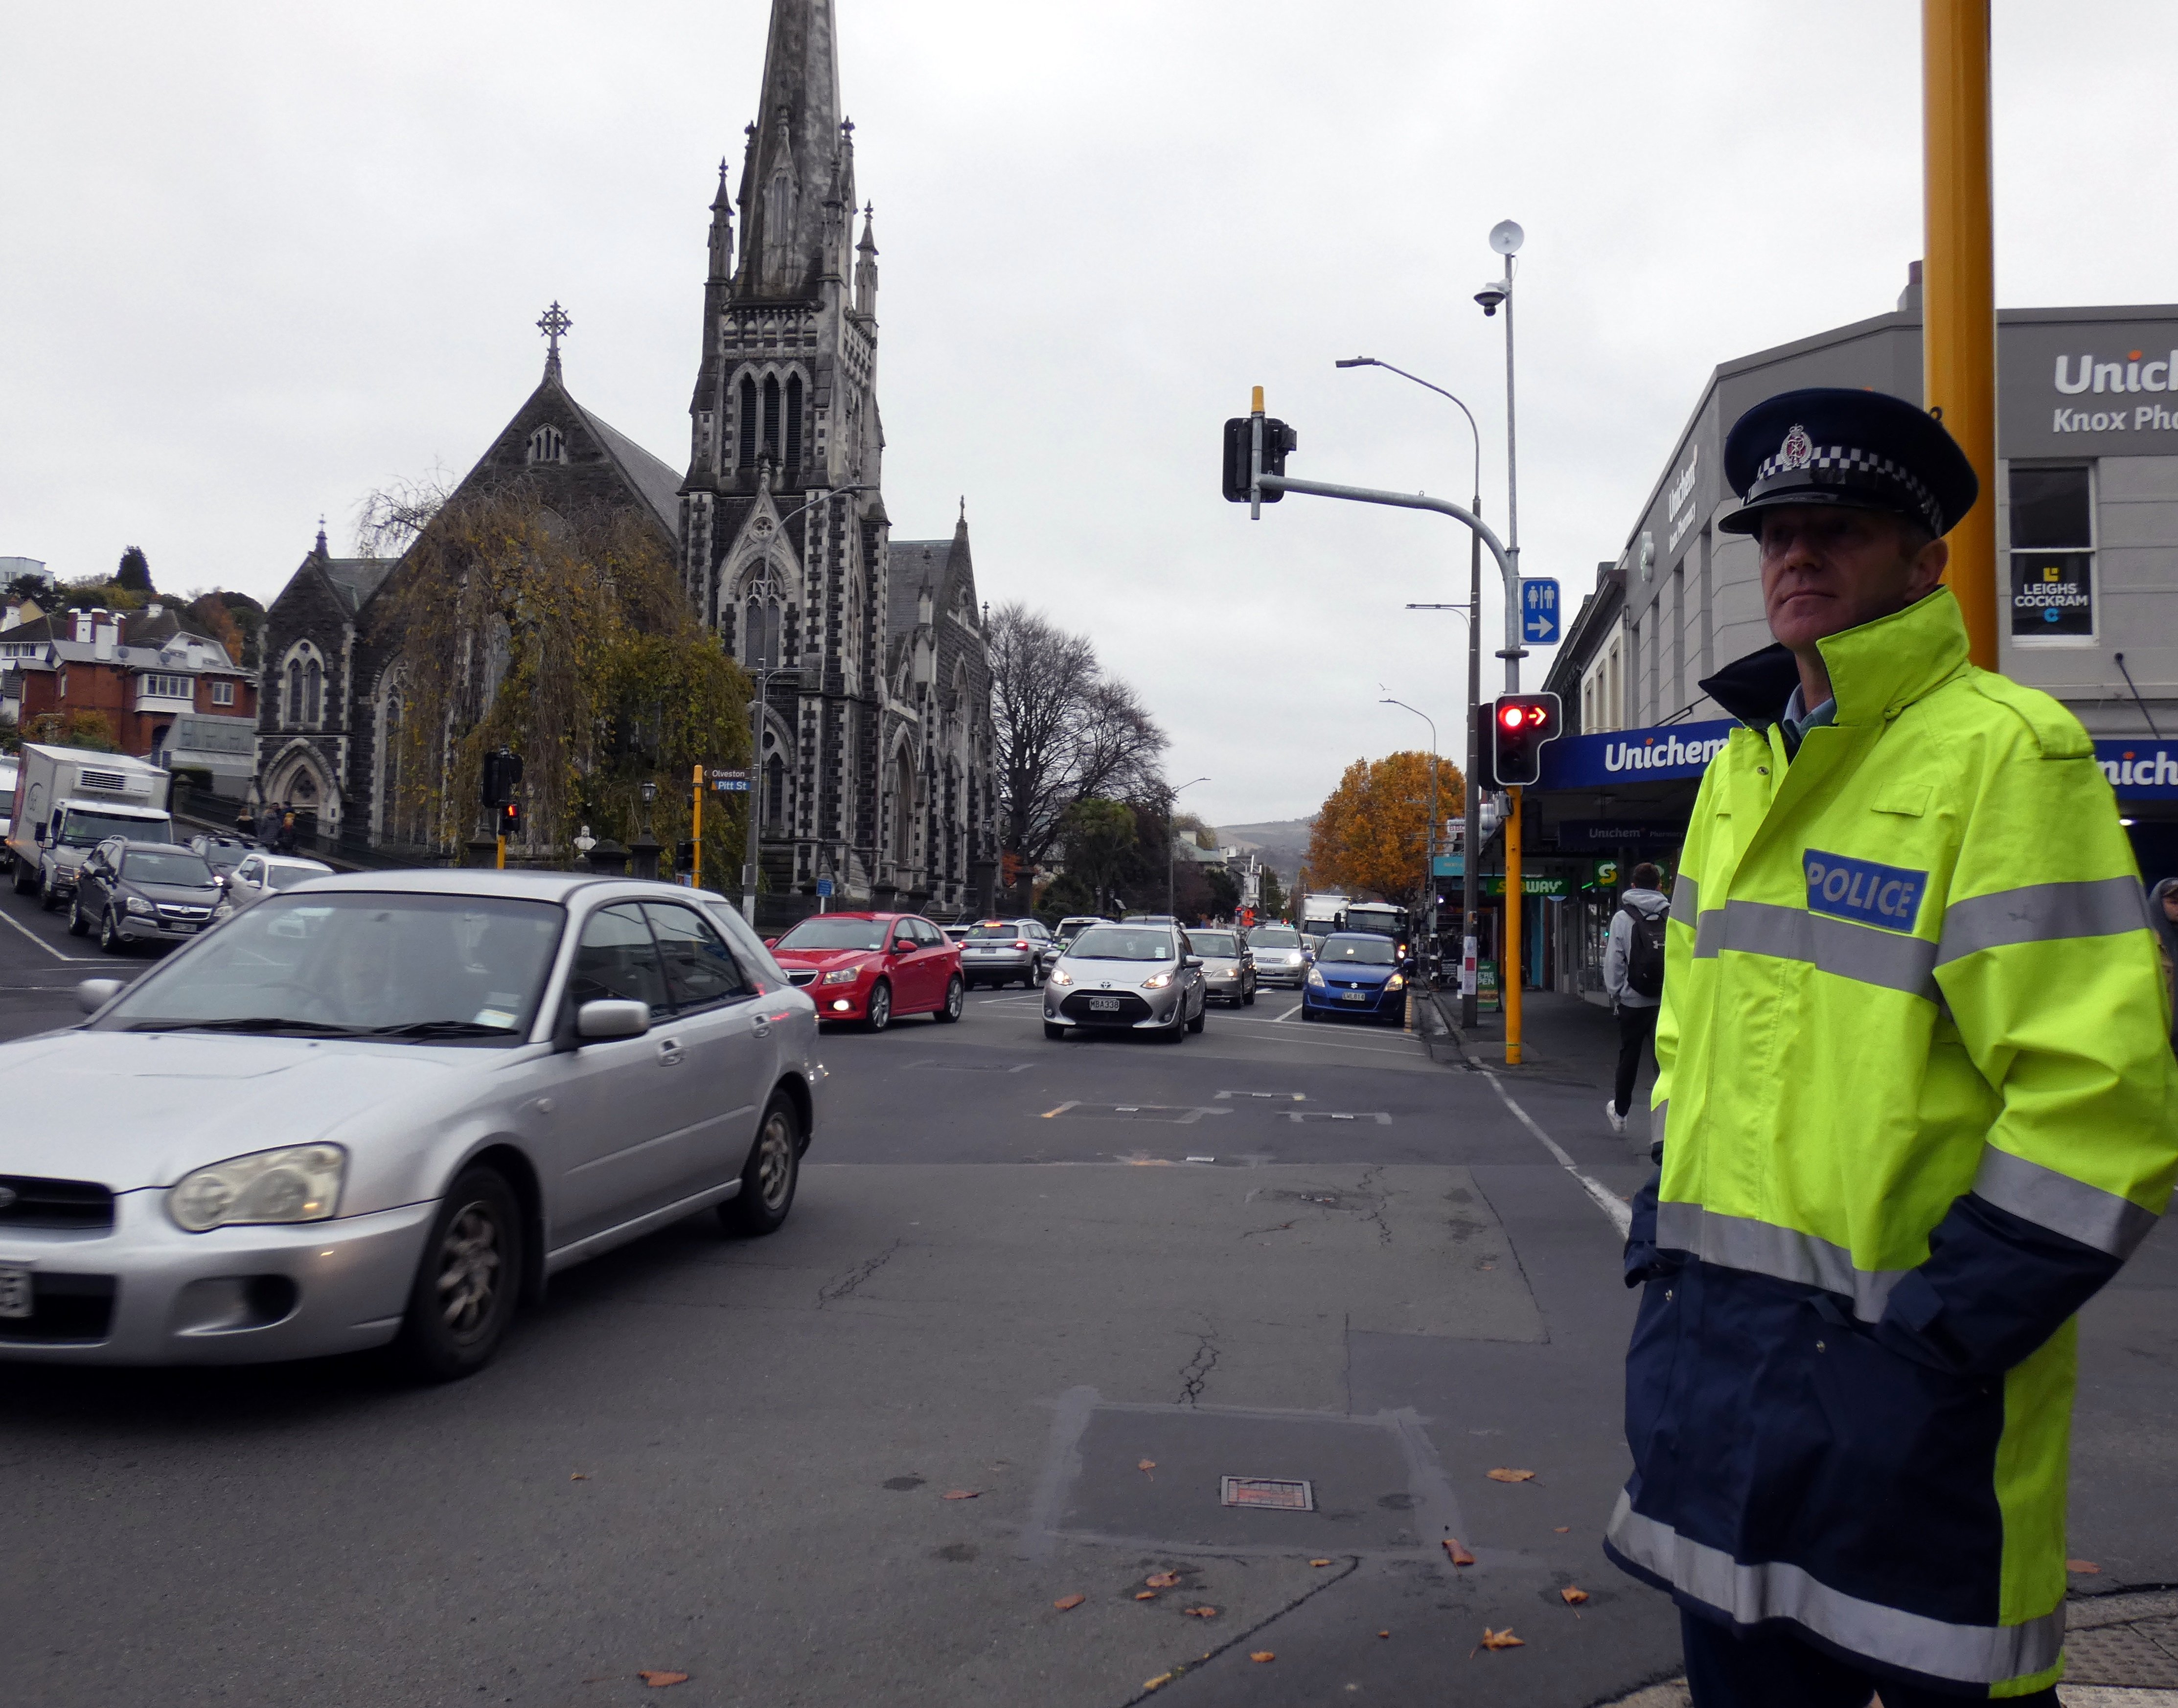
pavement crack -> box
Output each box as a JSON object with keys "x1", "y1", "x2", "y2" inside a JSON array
[
  {"x1": 1176, "y1": 1321, "x2": 1221, "y2": 1408},
  {"x1": 816, "y1": 1239, "x2": 903, "y2": 1309},
  {"x1": 1356, "y1": 1164, "x2": 1392, "y2": 1245},
  {"x1": 1114, "y1": 1554, "x2": 1363, "y2": 1706}
]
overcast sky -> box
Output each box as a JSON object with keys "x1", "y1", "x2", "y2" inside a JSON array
[{"x1": 4, "y1": 2, "x2": 2171, "y2": 828}]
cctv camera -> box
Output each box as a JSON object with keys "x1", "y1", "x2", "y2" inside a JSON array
[{"x1": 1474, "y1": 280, "x2": 1508, "y2": 316}]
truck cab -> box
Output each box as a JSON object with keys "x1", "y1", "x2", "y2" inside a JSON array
[{"x1": 5, "y1": 744, "x2": 177, "y2": 909}]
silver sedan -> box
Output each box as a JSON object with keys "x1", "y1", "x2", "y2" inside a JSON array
[
  {"x1": 1042, "y1": 922, "x2": 1207, "y2": 1041},
  {"x1": 1243, "y1": 925, "x2": 1309, "y2": 988},
  {"x1": 0, "y1": 871, "x2": 821, "y2": 1377}
]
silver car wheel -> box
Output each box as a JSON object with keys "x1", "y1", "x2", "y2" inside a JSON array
[
  {"x1": 436, "y1": 1203, "x2": 503, "y2": 1337},
  {"x1": 754, "y1": 1107, "x2": 795, "y2": 1214}
]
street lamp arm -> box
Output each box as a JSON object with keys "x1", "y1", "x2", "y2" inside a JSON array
[{"x1": 1335, "y1": 359, "x2": 1482, "y2": 503}]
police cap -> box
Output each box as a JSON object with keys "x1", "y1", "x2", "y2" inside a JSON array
[{"x1": 1718, "y1": 387, "x2": 1978, "y2": 539}]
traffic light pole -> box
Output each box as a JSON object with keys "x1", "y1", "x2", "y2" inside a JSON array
[{"x1": 1253, "y1": 468, "x2": 1532, "y2": 1063}]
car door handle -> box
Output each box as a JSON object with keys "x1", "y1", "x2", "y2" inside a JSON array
[
  {"x1": 750, "y1": 1013, "x2": 771, "y2": 1039},
  {"x1": 656, "y1": 1037, "x2": 685, "y2": 1067}
]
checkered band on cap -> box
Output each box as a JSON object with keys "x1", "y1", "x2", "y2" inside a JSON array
[{"x1": 1753, "y1": 442, "x2": 1945, "y2": 533}]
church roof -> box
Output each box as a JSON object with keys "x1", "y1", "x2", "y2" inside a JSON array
[
  {"x1": 734, "y1": 0, "x2": 850, "y2": 301},
  {"x1": 887, "y1": 536, "x2": 951, "y2": 640},
  {"x1": 570, "y1": 401, "x2": 684, "y2": 542},
  {"x1": 322, "y1": 557, "x2": 394, "y2": 614}
]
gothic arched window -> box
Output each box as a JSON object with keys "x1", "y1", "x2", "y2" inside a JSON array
[
  {"x1": 892, "y1": 749, "x2": 915, "y2": 865},
  {"x1": 761, "y1": 375, "x2": 781, "y2": 462},
  {"x1": 784, "y1": 375, "x2": 803, "y2": 470},
  {"x1": 304, "y1": 659, "x2": 322, "y2": 726},
  {"x1": 286, "y1": 660, "x2": 302, "y2": 729},
  {"x1": 737, "y1": 376, "x2": 757, "y2": 470},
  {"x1": 526, "y1": 425, "x2": 565, "y2": 465},
  {"x1": 764, "y1": 752, "x2": 786, "y2": 830},
  {"x1": 743, "y1": 591, "x2": 782, "y2": 670}
]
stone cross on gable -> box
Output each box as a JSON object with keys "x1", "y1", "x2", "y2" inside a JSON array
[{"x1": 537, "y1": 300, "x2": 573, "y2": 377}]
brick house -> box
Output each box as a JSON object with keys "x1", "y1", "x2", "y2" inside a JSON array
[{"x1": 2, "y1": 604, "x2": 259, "y2": 791}]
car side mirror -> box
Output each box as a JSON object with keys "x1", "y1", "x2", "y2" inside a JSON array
[
  {"x1": 763, "y1": 936, "x2": 778, "y2": 948},
  {"x1": 1183, "y1": 955, "x2": 1204, "y2": 969},
  {"x1": 76, "y1": 978, "x2": 124, "y2": 1014},
  {"x1": 575, "y1": 998, "x2": 650, "y2": 1042}
]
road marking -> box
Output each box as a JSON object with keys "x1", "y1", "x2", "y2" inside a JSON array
[
  {"x1": 1041, "y1": 1101, "x2": 1080, "y2": 1119},
  {"x1": 1215, "y1": 1091, "x2": 1306, "y2": 1101},
  {"x1": 1283, "y1": 1112, "x2": 1392, "y2": 1125},
  {"x1": 1480, "y1": 1070, "x2": 1632, "y2": 1236},
  {"x1": 1270, "y1": 1002, "x2": 1303, "y2": 1022},
  {"x1": 0, "y1": 907, "x2": 101, "y2": 963}
]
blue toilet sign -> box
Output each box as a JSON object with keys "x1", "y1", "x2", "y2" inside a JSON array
[{"x1": 1520, "y1": 578, "x2": 1562, "y2": 645}]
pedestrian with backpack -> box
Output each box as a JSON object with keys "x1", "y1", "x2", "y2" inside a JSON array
[{"x1": 1602, "y1": 861, "x2": 1670, "y2": 1134}]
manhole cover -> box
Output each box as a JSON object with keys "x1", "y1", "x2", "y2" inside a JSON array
[{"x1": 1221, "y1": 1477, "x2": 1315, "y2": 1512}]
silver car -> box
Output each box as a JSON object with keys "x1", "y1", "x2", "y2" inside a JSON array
[
  {"x1": 216, "y1": 850, "x2": 336, "y2": 918},
  {"x1": 1186, "y1": 927, "x2": 1256, "y2": 1006},
  {"x1": 1244, "y1": 925, "x2": 1308, "y2": 988},
  {"x1": 0, "y1": 871, "x2": 821, "y2": 1377},
  {"x1": 1042, "y1": 922, "x2": 1207, "y2": 1041},
  {"x1": 959, "y1": 916, "x2": 1055, "y2": 988}
]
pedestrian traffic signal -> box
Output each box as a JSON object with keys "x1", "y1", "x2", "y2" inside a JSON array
[
  {"x1": 1220, "y1": 415, "x2": 1298, "y2": 503},
  {"x1": 676, "y1": 840, "x2": 696, "y2": 875},
  {"x1": 498, "y1": 798, "x2": 524, "y2": 838},
  {"x1": 1490, "y1": 692, "x2": 1562, "y2": 787},
  {"x1": 481, "y1": 749, "x2": 523, "y2": 808}
]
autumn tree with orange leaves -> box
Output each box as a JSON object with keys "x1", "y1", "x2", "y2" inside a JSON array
[{"x1": 1306, "y1": 750, "x2": 1466, "y2": 915}]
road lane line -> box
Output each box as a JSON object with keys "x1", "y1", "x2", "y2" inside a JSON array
[
  {"x1": 1480, "y1": 1070, "x2": 1632, "y2": 1236},
  {"x1": 1270, "y1": 1002, "x2": 1303, "y2": 1022},
  {"x1": 0, "y1": 907, "x2": 98, "y2": 962}
]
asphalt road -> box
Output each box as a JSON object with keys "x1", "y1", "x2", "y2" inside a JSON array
[{"x1": 2, "y1": 878, "x2": 2175, "y2": 1708}]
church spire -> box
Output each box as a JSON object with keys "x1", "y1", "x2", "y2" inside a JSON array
[
  {"x1": 734, "y1": 0, "x2": 846, "y2": 299},
  {"x1": 707, "y1": 157, "x2": 734, "y2": 283},
  {"x1": 854, "y1": 201, "x2": 878, "y2": 318},
  {"x1": 536, "y1": 300, "x2": 573, "y2": 383}
]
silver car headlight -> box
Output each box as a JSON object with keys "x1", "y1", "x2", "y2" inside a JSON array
[
  {"x1": 1141, "y1": 970, "x2": 1175, "y2": 990},
  {"x1": 1047, "y1": 967, "x2": 1074, "y2": 987},
  {"x1": 1307, "y1": 967, "x2": 1325, "y2": 988},
  {"x1": 125, "y1": 895, "x2": 157, "y2": 917},
  {"x1": 168, "y1": 1144, "x2": 347, "y2": 1232}
]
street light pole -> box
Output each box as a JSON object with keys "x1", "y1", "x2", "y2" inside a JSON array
[
  {"x1": 1379, "y1": 697, "x2": 1438, "y2": 978},
  {"x1": 1477, "y1": 219, "x2": 1528, "y2": 1062},
  {"x1": 1165, "y1": 775, "x2": 1209, "y2": 917},
  {"x1": 1338, "y1": 357, "x2": 1487, "y2": 1028}
]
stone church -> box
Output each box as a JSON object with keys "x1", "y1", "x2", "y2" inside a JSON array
[{"x1": 254, "y1": 0, "x2": 997, "y2": 917}]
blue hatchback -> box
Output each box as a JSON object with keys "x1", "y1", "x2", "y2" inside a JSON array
[{"x1": 1300, "y1": 932, "x2": 1409, "y2": 1025}]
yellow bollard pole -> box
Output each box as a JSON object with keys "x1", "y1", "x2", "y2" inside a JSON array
[
  {"x1": 691, "y1": 763, "x2": 704, "y2": 888},
  {"x1": 1923, "y1": 0, "x2": 1999, "y2": 669},
  {"x1": 1505, "y1": 785, "x2": 1523, "y2": 1066},
  {"x1": 495, "y1": 833, "x2": 505, "y2": 871}
]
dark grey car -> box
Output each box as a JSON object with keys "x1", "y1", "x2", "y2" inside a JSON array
[{"x1": 70, "y1": 840, "x2": 223, "y2": 955}]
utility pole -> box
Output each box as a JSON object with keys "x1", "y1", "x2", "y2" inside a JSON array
[
  {"x1": 1165, "y1": 776, "x2": 1209, "y2": 916},
  {"x1": 1923, "y1": 0, "x2": 1998, "y2": 667}
]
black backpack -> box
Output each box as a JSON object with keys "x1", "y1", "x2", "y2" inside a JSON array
[{"x1": 1622, "y1": 902, "x2": 1668, "y2": 1000}]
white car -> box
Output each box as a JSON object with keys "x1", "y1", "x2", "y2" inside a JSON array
[
  {"x1": 215, "y1": 851, "x2": 335, "y2": 917},
  {"x1": 0, "y1": 871, "x2": 822, "y2": 1377}
]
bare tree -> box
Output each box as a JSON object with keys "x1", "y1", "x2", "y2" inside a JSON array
[{"x1": 988, "y1": 601, "x2": 1169, "y2": 905}]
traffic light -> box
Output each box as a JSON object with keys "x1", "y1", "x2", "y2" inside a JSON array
[
  {"x1": 675, "y1": 840, "x2": 696, "y2": 875},
  {"x1": 1490, "y1": 692, "x2": 1562, "y2": 787},
  {"x1": 481, "y1": 748, "x2": 523, "y2": 808},
  {"x1": 498, "y1": 798, "x2": 524, "y2": 838},
  {"x1": 1220, "y1": 415, "x2": 1298, "y2": 503}
]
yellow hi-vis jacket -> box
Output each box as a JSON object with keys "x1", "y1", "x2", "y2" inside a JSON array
[{"x1": 1604, "y1": 587, "x2": 2178, "y2": 1698}]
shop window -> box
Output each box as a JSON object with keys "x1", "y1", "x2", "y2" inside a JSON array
[{"x1": 2009, "y1": 464, "x2": 2094, "y2": 639}]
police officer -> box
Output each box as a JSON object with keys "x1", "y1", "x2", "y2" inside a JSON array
[{"x1": 1606, "y1": 387, "x2": 2178, "y2": 1705}]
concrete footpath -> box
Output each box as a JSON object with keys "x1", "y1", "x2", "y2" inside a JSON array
[{"x1": 1430, "y1": 985, "x2": 2178, "y2": 1703}]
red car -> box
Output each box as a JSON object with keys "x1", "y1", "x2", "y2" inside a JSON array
[{"x1": 766, "y1": 911, "x2": 965, "y2": 1030}]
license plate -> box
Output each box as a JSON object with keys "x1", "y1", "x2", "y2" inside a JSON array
[
  {"x1": 1089, "y1": 996, "x2": 1122, "y2": 1011},
  {"x1": 1342, "y1": 990, "x2": 1368, "y2": 1002},
  {"x1": 0, "y1": 1267, "x2": 30, "y2": 1320},
  {"x1": 167, "y1": 922, "x2": 197, "y2": 934}
]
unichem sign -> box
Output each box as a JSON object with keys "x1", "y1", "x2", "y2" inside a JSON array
[
  {"x1": 1540, "y1": 720, "x2": 1737, "y2": 789},
  {"x1": 2097, "y1": 741, "x2": 2178, "y2": 800},
  {"x1": 2049, "y1": 349, "x2": 2178, "y2": 433}
]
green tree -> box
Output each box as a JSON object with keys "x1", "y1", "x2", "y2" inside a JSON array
[
  {"x1": 1259, "y1": 865, "x2": 1287, "y2": 919},
  {"x1": 115, "y1": 547, "x2": 152, "y2": 592},
  {"x1": 1059, "y1": 797, "x2": 1137, "y2": 915}
]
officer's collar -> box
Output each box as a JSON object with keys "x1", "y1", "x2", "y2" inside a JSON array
[{"x1": 1698, "y1": 588, "x2": 1970, "y2": 731}]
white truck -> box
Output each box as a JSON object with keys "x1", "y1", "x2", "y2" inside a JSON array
[
  {"x1": 5, "y1": 744, "x2": 177, "y2": 910},
  {"x1": 1302, "y1": 892, "x2": 1350, "y2": 934}
]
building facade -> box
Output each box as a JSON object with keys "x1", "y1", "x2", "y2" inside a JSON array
[
  {"x1": 252, "y1": 0, "x2": 996, "y2": 911},
  {"x1": 1536, "y1": 270, "x2": 2178, "y2": 997}
]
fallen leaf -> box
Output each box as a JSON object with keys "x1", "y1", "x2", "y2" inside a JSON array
[
  {"x1": 1479, "y1": 1627, "x2": 1526, "y2": 1651},
  {"x1": 1310, "y1": 1558, "x2": 1332, "y2": 1567},
  {"x1": 1145, "y1": 1571, "x2": 1180, "y2": 1588},
  {"x1": 1486, "y1": 1468, "x2": 1536, "y2": 1483},
  {"x1": 1138, "y1": 1459, "x2": 1157, "y2": 1471},
  {"x1": 1183, "y1": 1605, "x2": 1219, "y2": 1618},
  {"x1": 1444, "y1": 1538, "x2": 1476, "y2": 1566},
  {"x1": 570, "y1": 1472, "x2": 589, "y2": 1481},
  {"x1": 1053, "y1": 1594, "x2": 1085, "y2": 1611},
  {"x1": 637, "y1": 1672, "x2": 690, "y2": 1688},
  {"x1": 2068, "y1": 1559, "x2": 2102, "y2": 1574},
  {"x1": 1377, "y1": 1630, "x2": 1391, "y2": 1639},
  {"x1": 1553, "y1": 1526, "x2": 1570, "y2": 1534},
  {"x1": 942, "y1": 1489, "x2": 982, "y2": 1501},
  {"x1": 1135, "y1": 1591, "x2": 1158, "y2": 1601},
  {"x1": 1250, "y1": 1652, "x2": 1276, "y2": 1663},
  {"x1": 1143, "y1": 1673, "x2": 1172, "y2": 1691},
  {"x1": 1561, "y1": 1587, "x2": 1590, "y2": 1605}
]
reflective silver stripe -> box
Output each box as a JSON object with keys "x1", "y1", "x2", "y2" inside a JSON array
[
  {"x1": 1606, "y1": 1494, "x2": 2064, "y2": 1685},
  {"x1": 1936, "y1": 876, "x2": 2152, "y2": 965},
  {"x1": 1671, "y1": 874, "x2": 1699, "y2": 928},
  {"x1": 1653, "y1": 1201, "x2": 1905, "y2": 1323},
  {"x1": 1973, "y1": 1146, "x2": 2159, "y2": 1258},
  {"x1": 1691, "y1": 900, "x2": 1938, "y2": 999}
]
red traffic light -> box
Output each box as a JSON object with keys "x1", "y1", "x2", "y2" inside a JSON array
[{"x1": 1489, "y1": 692, "x2": 1563, "y2": 787}]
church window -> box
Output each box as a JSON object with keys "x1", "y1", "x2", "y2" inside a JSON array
[
  {"x1": 762, "y1": 375, "x2": 781, "y2": 461},
  {"x1": 743, "y1": 591, "x2": 782, "y2": 670},
  {"x1": 304, "y1": 658, "x2": 322, "y2": 726},
  {"x1": 526, "y1": 425, "x2": 566, "y2": 465},
  {"x1": 286, "y1": 660, "x2": 303, "y2": 728},
  {"x1": 737, "y1": 376, "x2": 758, "y2": 470},
  {"x1": 892, "y1": 750, "x2": 915, "y2": 865},
  {"x1": 785, "y1": 375, "x2": 803, "y2": 469},
  {"x1": 764, "y1": 752, "x2": 786, "y2": 830}
]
